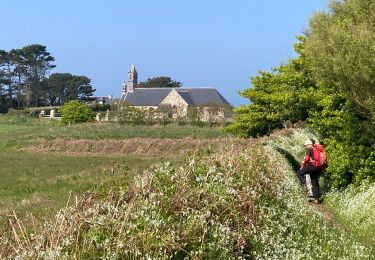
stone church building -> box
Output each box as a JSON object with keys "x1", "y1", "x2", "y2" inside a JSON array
[{"x1": 119, "y1": 64, "x2": 232, "y2": 121}]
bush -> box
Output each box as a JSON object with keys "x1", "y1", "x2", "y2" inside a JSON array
[
  {"x1": 60, "y1": 100, "x2": 94, "y2": 125},
  {"x1": 308, "y1": 92, "x2": 375, "y2": 188}
]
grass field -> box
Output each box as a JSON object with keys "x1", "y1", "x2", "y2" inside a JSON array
[
  {"x1": 2, "y1": 127, "x2": 372, "y2": 259},
  {"x1": 1, "y1": 114, "x2": 375, "y2": 258},
  {"x1": 0, "y1": 114, "x2": 225, "y2": 226}
]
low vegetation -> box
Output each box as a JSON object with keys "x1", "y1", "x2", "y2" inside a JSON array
[
  {"x1": 325, "y1": 183, "x2": 375, "y2": 246},
  {"x1": 0, "y1": 114, "x2": 224, "y2": 228},
  {"x1": 1, "y1": 128, "x2": 372, "y2": 259}
]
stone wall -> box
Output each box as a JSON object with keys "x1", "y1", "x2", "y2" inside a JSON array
[{"x1": 160, "y1": 89, "x2": 188, "y2": 118}]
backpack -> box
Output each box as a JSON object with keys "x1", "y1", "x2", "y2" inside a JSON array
[{"x1": 311, "y1": 144, "x2": 328, "y2": 170}]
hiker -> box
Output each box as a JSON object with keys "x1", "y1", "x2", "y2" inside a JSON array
[{"x1": 297, "y1": 139, "x2": 322, "y2": 203}]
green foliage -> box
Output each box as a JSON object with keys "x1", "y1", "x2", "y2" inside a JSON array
[
  {"x1": 305, "y1": 0, "x2": 375, "y2": 120},
  {"x1": 227, "y1": 2, "x2": 375, "y2": 187},
  {"x1": 45, "y1": 73, "x2": 95, "y2": 105},
  {"x1": 225, "y1": 50, "x2": 317, "y2": 138},
  {"x1": 309, "y1": 91, "x2": 375, "y2": 187},
  {"x1": 60, "y1": 100, "x2": 94, "y2": 125},
  {"x1": 138, "y1": 76, "x2": 182, "y2": 88},
  {"x1": 0, "y1": 44, "x2": 95, "y2": 110},
  {"x1": 0, "y1": 94, "x2": 11, "y2": 113},
  {"x1": 302, "y1": 0, "x2": 375, "y2": 188},
  {"x1": 12, "y1": 44, "x2": 56, "y2": 107}
]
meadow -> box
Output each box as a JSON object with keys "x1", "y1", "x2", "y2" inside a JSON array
[{"x1": 0, "y1": 114, "x2": 225, "y2": 226}]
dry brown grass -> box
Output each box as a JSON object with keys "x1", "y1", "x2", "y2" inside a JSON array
[{"x1": 22, "y1": 137, "x2": 254, "y2": 158}]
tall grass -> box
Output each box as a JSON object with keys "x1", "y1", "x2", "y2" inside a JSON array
[{"x1": 1, "y1": 129, "x2": 371, "y2": 259}]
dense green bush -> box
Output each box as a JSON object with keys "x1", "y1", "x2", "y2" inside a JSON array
[
  {"x1": 308, "y1": 90, "x2": 375, "y2": 188},
  {"x1": 60, "y1": 100, "x2": 94, "y2": 125}
]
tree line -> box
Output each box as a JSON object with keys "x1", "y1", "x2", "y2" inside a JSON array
[
  {"x1": 0, "y1": 44, "x2": 95, "y2": 112},
  {"x1": 226, "y1": 0, "x2": 375, "y2": 188}
]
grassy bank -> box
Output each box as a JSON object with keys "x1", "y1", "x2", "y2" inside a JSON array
[{"x1": 1, "y1": 128, "x2": 371, "y2": 259}]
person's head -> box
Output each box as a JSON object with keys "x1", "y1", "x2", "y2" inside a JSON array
[{"x1": 304, "y1": 139, "x2": 313, "y2": 148}]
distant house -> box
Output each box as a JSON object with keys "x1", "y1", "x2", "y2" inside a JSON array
[
  {"x1": 87, "y1": 95, "x2": 120, "y2": 105},
  {"x1": 119, "y1": 63, "x2": 232, "y2": 121}
]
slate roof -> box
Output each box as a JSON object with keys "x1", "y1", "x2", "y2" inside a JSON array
[
  {"x1": 177, "y1": 88, "x2": 230, "y2": 106},
  {"x1": 122, "y1": 88, "x2": 172, "y2": 106},
  {"x1": 122, "y1": 88, "x2": 231, "y2": 107}
]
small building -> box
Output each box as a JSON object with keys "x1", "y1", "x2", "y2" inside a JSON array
[
  {"x1": 119, "y1": 63, "x2": 232, "y2": 121},
  {"x1": 87, "y1": 95, "x2": 120, "y2": 105}
]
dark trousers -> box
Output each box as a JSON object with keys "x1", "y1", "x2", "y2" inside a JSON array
[{"x1": 297, "y1": 164, "x2": 321, "y2": 199}]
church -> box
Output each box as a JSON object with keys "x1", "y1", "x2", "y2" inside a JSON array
[{"x1": 119, "y1": 63, "x2": 232, "y2": 121}]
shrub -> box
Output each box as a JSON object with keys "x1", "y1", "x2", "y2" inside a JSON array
[
  {"x1": 116, "y1": 103, "x2": 148, "y2": 125},
  {"x1": 308, "y1": 92, "x2": 375, "y2": 188},
  {"x1": 60, "y1": 100, "x2": 94, "y2": 125}
]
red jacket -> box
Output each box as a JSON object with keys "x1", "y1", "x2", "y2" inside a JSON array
[{"x1": 301, "y1": 147, "x2": 314, "y2": 167}]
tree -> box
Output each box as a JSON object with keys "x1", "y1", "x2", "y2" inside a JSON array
[
  {"x1": 12, "y1": 44, "x2": 55, "y2": 107},
  {"x1": 305, "y1": 0, "x2": 375, "y2": 120},
  {"x1": 0, "y1": 50, "x2": 13, "y2": 102},
  {"x1": 60, "y1": 100, "x2": 94, "y2": 125},
  {"x1": 138, "y1": 76, "x2": 182, "y2": 88},
  {"x1": 225, "y1": 37, "x2": 317, "y2": 137},
  {"x1": 0, "y1": 44, "x2": 97, "y2": 111},
  {"x1": 64, "y1": 75, "x2": 94, "y2": 102},
  {"x1": 43, "y1": 73, "x2": 69, "y2": 106},
  {"x1": 300, "y1": 0, "x2": 375, "y2": 188},
  {"x1": 45, "y1": 73, "x2": 95, "y2": 106}
]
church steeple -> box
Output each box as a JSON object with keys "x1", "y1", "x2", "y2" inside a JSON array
[{"x1": 128, "y1": 62, "x2": 138, "y2": 93}]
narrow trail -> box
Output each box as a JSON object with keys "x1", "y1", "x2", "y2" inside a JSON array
[{"x1": 313, "y1": 202, "x2": 345, "y2": 230}]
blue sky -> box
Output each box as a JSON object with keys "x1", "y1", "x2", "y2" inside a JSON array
[{"x1": 2, "y1": 1, "x2": 328, "y2": 106}]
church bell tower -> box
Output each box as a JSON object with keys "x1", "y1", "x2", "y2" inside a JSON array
[{"x1": 127, "y1": 62, "x2": 138, "y2": 93}]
